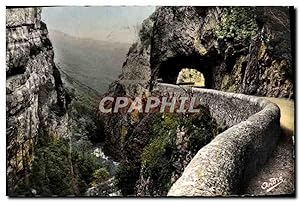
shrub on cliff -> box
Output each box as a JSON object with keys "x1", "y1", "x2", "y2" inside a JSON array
[
  {"x1": 115, "y1": 162, "x2": 141, "y2": 196},
  {"x1": 115, "y1": 106, "x2": 219, "y2": 196},
  {"x1": 139, "y1": 111, "x2": 218, "y2": 195},
  {"x1": 14, "y1": 139, "x2": 110, "y2": 196},
  {"x1": 91, "y1": 168, "x2": 110, "y2": 187},
  {"x1": 213, "y1": 7, "x2": 257, "y2": 42}
]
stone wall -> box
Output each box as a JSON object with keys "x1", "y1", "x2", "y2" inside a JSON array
[{"x1": 155, "y1": 84, "x2": 281, "y2": 196}]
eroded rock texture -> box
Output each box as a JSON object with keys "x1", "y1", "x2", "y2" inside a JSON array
[
  {"x1": 106, "y1": 6, "x2": 294, "y2": 158},
  {"x1": 105, "y1": 6, "x2": 294, "y2": 196},
  {"x1": 110, "y1": 6, "x2": 293, "y2": 98},
  {"x1": 106, "y1": 6, "x2": 293, "y2": 159},
  {"x1": 6, "y1": 8, "x2": 69, "y2": 193}
]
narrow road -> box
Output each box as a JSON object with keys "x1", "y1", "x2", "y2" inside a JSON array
[
  {"x1": 243, "y1": 97, "x2": 295, "y2": 196},
  {"x1": 264, "y1": 97, "x2": 294, "y2": 136},
  {"x1": 174, "y1": 84, "x2": 295, "y2": 195}
]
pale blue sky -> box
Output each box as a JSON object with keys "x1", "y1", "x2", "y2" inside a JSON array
[{"x1": 42, "y1": 6, "x2": 155, "y2": 43}]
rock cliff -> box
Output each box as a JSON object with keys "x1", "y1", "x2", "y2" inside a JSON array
[
  {"x1": 106, "y1": 6, "x2": 293, "y2": 157},
  {"x1": 6, "y1": 7, "x2": 69, "y2": 193},
  {"x1": 109, "y1": 6, "x2": 293, "y2": 98},
  {"x1": 106, "y1": 6, "x2": 294, "y2": 159},
  {"x1": 106, "y1": 6, "x2": 294, "y2": 196},
  {"x1": 6, "y1": 6, "x2": 293, "y2": 196}
]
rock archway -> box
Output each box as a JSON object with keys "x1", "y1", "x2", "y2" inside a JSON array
[{"x1": 154, "y1": 55, "x2": 220, "y2": 89}]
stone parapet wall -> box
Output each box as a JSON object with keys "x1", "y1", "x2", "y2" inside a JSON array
[{"x1": 156, "y1": 84, "x2": 280, "y2": 196}]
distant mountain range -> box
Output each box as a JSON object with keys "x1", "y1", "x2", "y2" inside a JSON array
[{"x1": 48, "y1": 30, "x2": 131, "y2": 94}]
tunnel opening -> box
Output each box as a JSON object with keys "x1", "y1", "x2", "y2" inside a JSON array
[
  {"x1": 155, "y1": 55, "x2": 219, "y2": 89},
  {"x1": 176, "y1": 68, "x2": 205, "y2": 87}
]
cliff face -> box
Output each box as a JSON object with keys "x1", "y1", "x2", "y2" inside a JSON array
[
  {"x1": 105, "y1": 6, "x2": 294, "y2": 195},
  {"x1": 109, "y1": 6, "x2": 293, "y2": 98},
  {"x1": 6, "y1": 8, "x2": 69, "y2": 191},
  {"x1": 106, "y1": 6, "x2": 294, "y2": 158}
]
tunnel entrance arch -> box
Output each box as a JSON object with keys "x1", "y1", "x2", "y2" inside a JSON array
[{"x1": 153, "y1": 54, "x2": 219, "y2": 89}]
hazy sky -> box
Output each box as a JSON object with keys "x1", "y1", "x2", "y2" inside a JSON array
[{"x1": 42, "y1": 6, "x2": 155, "y2": 43}]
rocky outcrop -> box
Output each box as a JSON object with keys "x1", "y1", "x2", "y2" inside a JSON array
[
  {"x1": 110, "y1": 6, "x2": 293, "y2": 99},
  {"x1": 105, "y1": 6, "x2": 293, "y2": 165},
  {"x1": 6, "y1": 7, "x2": 69, "y2": 193},
  {"x1": 134, "y1": 108, "x2": 218, "y2": 196},
  {"x1": 241, "y1": 7, "x2": 293, "y2": 98},
  {"x1": 107, "y1": 14, "x2": 154, "y2": 98},
  {"x1": 101, "y1": 6, "x2": 293, "y2": 196}
]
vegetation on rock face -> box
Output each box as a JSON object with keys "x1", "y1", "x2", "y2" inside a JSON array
[
  {"x1": 91, "y1": 168, "x2": 110, "y2": 186},
  {"x1": 13, "y1": 79, "x2": 110, "y2": 196},
  {"x1": 13, "y1": 137, "x2": 108, "y2": 196},
  {"x1": 115, "y1": 106, "x2": 220, "y2": 196},
  {"x1": 115, "y1": 162, "x2": 141, "y2": 196},
  {"x1": 139, "y1": 17, "x2": 154, "y2": 48},
  {"x1": 220, "y1": 55, "x2": 248, "y2": 92},
  {"x1": 8, "y1": 5, "x2": 294, "y2": 198},
  {"x1": 59, "y1": 63, "x2": 105, "y2": 144},
  {"x1": 141, "y1": 112, "x2": 218, "y2": 195},
  {"x1": 69, "y1": 97, "x2": 104, "y2": 143},
  {"x1": 213, "y1": 7, "x2": 258, "y2": 42}
]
